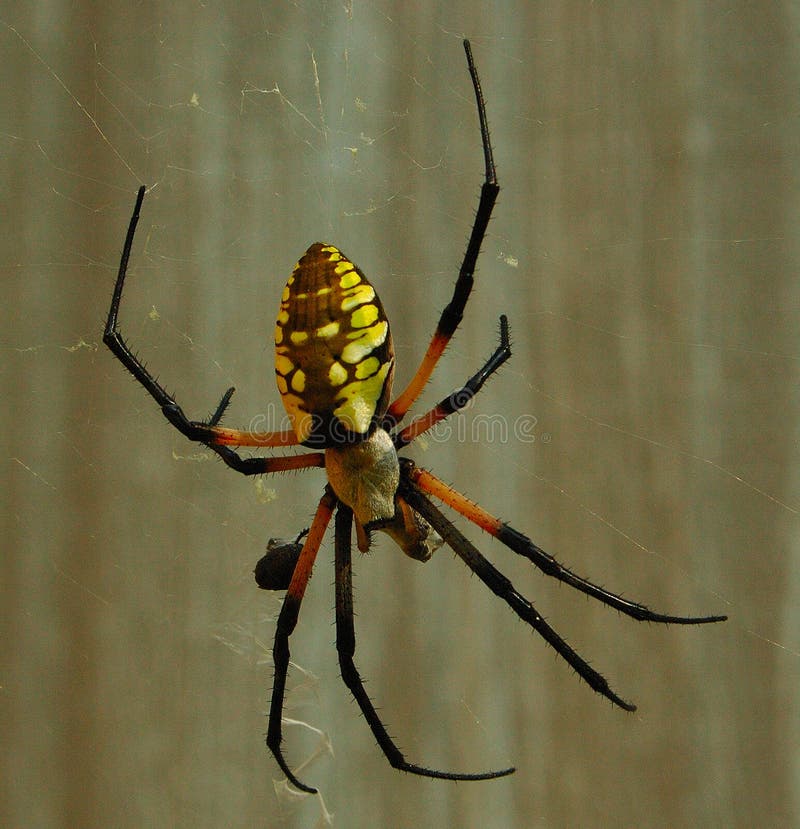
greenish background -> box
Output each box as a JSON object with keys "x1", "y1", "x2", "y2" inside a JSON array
[{"x1": 2, "y1": 2, "x2": 797, "y2": 826}]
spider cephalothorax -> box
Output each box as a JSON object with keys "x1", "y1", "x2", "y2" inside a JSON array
[{"x1": 104, "y1": 40, "x2": 726, "y2": 794}]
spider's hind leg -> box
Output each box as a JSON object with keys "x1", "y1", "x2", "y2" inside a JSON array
[
  {"x1": 405, "y1": 463, "x2": 728, "y2": 626},
  {"x1": 334, "y1": 505, "x2": 515, "y2": 782},
  {"x1": 266, "y1": 492, "x2": 336, "y2": 794},
  {"x1": 402, "y1": 483, "x2": 638, "y2": 711}
]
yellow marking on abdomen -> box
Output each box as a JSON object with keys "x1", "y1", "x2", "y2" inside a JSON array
[
  {"x1": 328, "y1": 361, "x2": 348, "y2": 386},
  {"x1": 355, "y1": 356, "x2": 380, "y2": 379},
  {"x1": 333, "y1": 362, "x2": 392, "y2": 433},
  {"x1": 341, "y1": 283, "x2": 375, "y2": 311},
  {"x1": 275, "y1": 353, "x2": 294, "y2": 376},
  {"x1": 291, "y1": 369, "x2": 306, "y2": 393},
  {"x1": 316, "y1": 321, "x2": 340, "y2": 339},
  {"x1": 341, "y1": 320, "x2": 389, "y2": 364},
  {"x1": 350, "y1": 303, "x2": 379, "y2": 328},
  {"x1": 338, "y1": 267, "x2": 360, "y2": 287}
]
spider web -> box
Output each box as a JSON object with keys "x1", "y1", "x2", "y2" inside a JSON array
[{"x1": 2, "y1": 3, "x2": 799, "y2": 828}]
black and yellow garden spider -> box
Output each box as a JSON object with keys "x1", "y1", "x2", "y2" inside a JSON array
[{"x1": 104, "y1": 40, "x2": 726, "y2": 794}]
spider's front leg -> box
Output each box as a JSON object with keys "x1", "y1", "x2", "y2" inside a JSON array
[
  {"x1": 104, "y1": 186, "x2": 319, "y2": 477},
  {"x1": 383, "y1": 40, "x2": 500, "y2": 429},
  {"x1": 104, "y1": 187, "x2": 215, "y2": 441}
]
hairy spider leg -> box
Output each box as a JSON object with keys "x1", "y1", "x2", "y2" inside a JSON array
[
  {"x1": 384, "y1": 40, "x2": 500, "y2": 428},
  {"x1": 103, "y1": 186, "x2": 324, "y2": 472},
  {"x1": 406, "y1": 464, "x2": 728, "y2": 625},
  {"x1": 402, "y1": 484, "x2": 638, "y2": 711},
  {"x1": 394, "y1": 315, "x2": 510, "y2": 448},
  {"x1": 334, "y1": 505, "x2": 515, "y2": 783},
  {"x1": 266, "y1": 488, "x2": 337, "y2": 794}
]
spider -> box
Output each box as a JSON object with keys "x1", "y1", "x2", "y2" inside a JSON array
[{"x1": 104, "y1": 40, "x2": 727, "y2": 793}]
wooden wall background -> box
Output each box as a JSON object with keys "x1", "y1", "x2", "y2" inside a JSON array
[{"x1": 2, "y1": 2, "x2": 797, "y2": 826}]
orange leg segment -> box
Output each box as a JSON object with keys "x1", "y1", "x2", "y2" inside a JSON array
[
  {"x1": 267, "y1": 488, "x2": 337, "y2": 793},
  {"x1": 385, "y1": 332, "x2": 450, "y2": 426},
  {"x1": 208, "y1": 426, "x2": 298, "y2": 447},
  {"x1": 394, "y1": 316, "x2": 510, "y2": 449},
  {"x1": 285, "y1": 488, "x2": 336, "y2": 600},
  {"x1": 254, "y1": 452, "x2": 325, "y2": 473},
  {"x1": 406, "y1": 462, "x2": 727, "y2": 625},
  {"x1": 407, "y1": 464, "x2": 500, "y2": 534}
]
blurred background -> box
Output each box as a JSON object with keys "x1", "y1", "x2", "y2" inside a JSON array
[{"x1": 2, "y1": 2, "x2": 797, "y2": 826}]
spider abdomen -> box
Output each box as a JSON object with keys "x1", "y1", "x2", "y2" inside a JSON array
[{"x1": 274, "y1": 243, "x2": 395, "y2": 447}]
